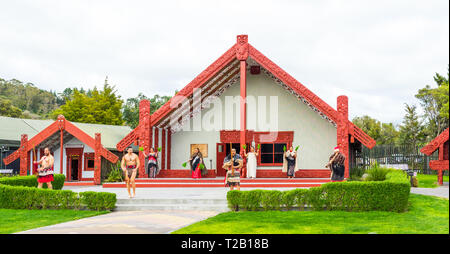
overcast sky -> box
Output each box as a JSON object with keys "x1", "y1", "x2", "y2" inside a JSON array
[{"x1": 0, "y1": 0, "x2": 448, "y2": 125}]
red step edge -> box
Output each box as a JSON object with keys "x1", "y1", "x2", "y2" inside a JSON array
[
  {"x1": 64, "y1": 182, "x2": 95, "y2": 186},
  {"x1": 102, "y1": 183, "x2": 324, "y2": 188}
]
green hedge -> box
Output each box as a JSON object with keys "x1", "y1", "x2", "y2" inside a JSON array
[
  {"x1": 0, "y1": 185, "x2": 116, "y2": 211},
  {"x1": 227, "y1": 170, "x2": 410, "y2": 213},
  {"x1": 0, "y1": 174, "x2": 66, "y2": 190}
]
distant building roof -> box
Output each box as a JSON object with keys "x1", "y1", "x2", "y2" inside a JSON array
[{"x1": 0, "y1": 116, "x2": 133, "y2": 150}]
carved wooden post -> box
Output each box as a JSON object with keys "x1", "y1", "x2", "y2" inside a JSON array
[
  {"x1": 138, "y1": 99, "x2": 151, "y2": 178},
  {"x1": 337, "y1": 96, "x2": 349, "y2": 178},
  {"x1": 167, "y1": 128, "x2": 171, "y2": 170},
  {"x1": 438, "y1": 143, "x2": 444, "y2": 185},
  {"x1": 236, "y1": 35, "x2": 249, "y2": 178},
  {"x1": 161, "y1": 129, "x2": 166, "y2": 170},
  {"x1": 57, "y1": 115, "x2": 65, "y2": 175},
  {"x1": 94, "y1": 133, "x2": 102, "y2": 185},
  {"x1": 19, "y1": 134, "x2": 28, "y2": 176}
]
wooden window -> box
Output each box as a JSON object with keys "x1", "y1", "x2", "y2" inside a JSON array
[
  {"x1": 259, "y1": 143, "x2": 288, "y2": 166},
  {"x1": 84, "y1": 153, "x2": 95, "y2": 171}
]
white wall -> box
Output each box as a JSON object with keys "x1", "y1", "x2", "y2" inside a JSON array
[{"x1": 167, "y1": 70, "x2": 337, "y2": 170}]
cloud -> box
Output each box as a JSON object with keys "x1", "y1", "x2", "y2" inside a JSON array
[{"x1": 0, "y1": 0, "x2": 448, "y2": 125}]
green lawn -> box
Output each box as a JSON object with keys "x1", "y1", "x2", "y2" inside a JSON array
[
  {"x1": 0, "y1": 209, "x2": 109, "y2": 234},
  {"x1": 417, "y1": 173, "x2": 449, "y2": 188},
  {"x1": 172, "y1": 194, "x2": 449, "y2": 234}
]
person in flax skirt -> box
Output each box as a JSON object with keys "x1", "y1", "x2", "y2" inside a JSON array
[
  {"x1": 223, "y1": 148, "x2": 243, "y2": 191},
  {"x1": 325, "y1": 146, "x2": 346, "y2": 182},
  {"x1": 189, "y1": 148, "x2": 207, "y2": 179},
  {"x1": 283, "y1": 146, "x2": 298, "y2": 179},
  {"x1": 145, "y1": 147, "x2": 159, "y2": 178}
]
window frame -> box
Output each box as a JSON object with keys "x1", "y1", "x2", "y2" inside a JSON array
[{"x1": 257, "y1": 142, "x2": 291, "y2": 166}]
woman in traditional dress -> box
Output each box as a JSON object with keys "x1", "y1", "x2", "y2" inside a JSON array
[
  {"x1": 325, "y1": 146, "x2": 346, "y2": 181},
  {"x1": 189, "y1": 148, "x2": 207, "y2": 179},
  {"x1": 223, "y1": 148, "x2": 243, "y2": 190},
  {"x1": 282, "y1": 146, "x2": 298, "y2": 179},
  {"x1": 145, "y1": 147, "x2": 159, "y2": 178},
  {"x1": 244, "y1": 146, "x2": 259, "y2": 179}
]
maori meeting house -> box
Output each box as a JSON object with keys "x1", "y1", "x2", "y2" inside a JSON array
[{"x1": 1, "y1": 35, "x2": 379, "y2": 188}]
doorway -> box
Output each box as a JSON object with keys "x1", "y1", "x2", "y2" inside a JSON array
[
  {"x1": 66, "y1": 148, "x2": 83, "y2": 181},
  {"x1": 71, "y1": 156, "x2": 80, "y2": 180},
  {"x1": 216, "y1": 143, "x2": 248, "y2": 176}
]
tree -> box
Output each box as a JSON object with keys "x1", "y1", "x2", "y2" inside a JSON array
[
  {"x1": 398, "y1": 104, "x2": 426, "y2": 147},
  {"x1": 352, "y1": 115, "x2": 399, "y2": 145},
  {"x1": 352, "y1": 115, "x2": 382, "y2": 143},
  {"x1": 379, "y1": 123, "x2": 399, "y2": 145},
  {"x1": 0, "y1": 98, "x2": 23, "y2": 118},
  {"x1": 415, "y1": 66, "x2": 449, "y2": 140},
  {"x1": 52, "y1": 79, "x2": 124, "y2": 125},
  {"x1": 122, "y1": 93, "x2": 172, "y2": 128}
]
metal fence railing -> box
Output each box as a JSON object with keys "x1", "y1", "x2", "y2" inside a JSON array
[{"x1": 354, "y1": 145, "x2": 445, "y2": 175}]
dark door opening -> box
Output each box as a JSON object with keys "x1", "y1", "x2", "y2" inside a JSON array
[{"x1": 71, "y1": 158, "x2": 79, "y2": 181}]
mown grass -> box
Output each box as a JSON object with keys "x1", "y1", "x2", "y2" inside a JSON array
[
  {"x1": 416, "y1": 174, "x2": 449, "y2": 188},
  {"x1": 0, "y1": 209, "x2": 109, "y2": 234},
  {"x1": 172, "y1": 194, "x2": 449, "y2": 234}
]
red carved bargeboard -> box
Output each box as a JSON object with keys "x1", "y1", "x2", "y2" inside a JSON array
[{"x1": 420, "y1": 128, "x2": 449, "y2": 156}]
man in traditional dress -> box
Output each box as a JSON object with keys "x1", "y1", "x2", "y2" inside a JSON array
[
  {"x1": 121, "y1": 146, "x2": 140, "y2": 198},
  {"x1": 283, "y1": 146, "x2": 298, "y2": 179},
  {"x1": 34, "y1": 147, "x2": 54, "y2": 189},
  {"x1": 223, "y1": 148, "x2": 243, "y2": 191},
  {"x1": 325, "y1": 146, "x2": 346, "y2": 181}
]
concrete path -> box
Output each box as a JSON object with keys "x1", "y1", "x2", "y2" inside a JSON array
[
  {"x1": 410, "y1": 182, "x2": 449, "y2": 199},
  {"x1": 16, "y1": 210, "x2": 219, "y2": 234}
]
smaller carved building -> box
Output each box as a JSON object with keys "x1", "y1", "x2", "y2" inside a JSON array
[{"x1": 420, "y1": 128, "x2": 449, "y2": 185}]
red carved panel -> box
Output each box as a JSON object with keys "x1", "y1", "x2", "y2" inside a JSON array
[
  {"x1": 94, "y1": 133, "x2": 102, "y2": 185},
  {"x1": 420, "y1": 128, "x2": 449, "y2": 156},
  {"x1": 337, "y1": 96, "x2": 349, "y2": 178},
  {"x1": 19, "y1": 134, "x2": 28, "y2": 176},
  {"x1": 116, "y1": 128, "x2": 139, "y2": 152},
  {"x1": 254, "y1": 131, "x2": 293, "y2": 143},
  {"x1": 220, "y1": 130, "x2": 254, "y2": 143},
  {"x1": 235, "y1": 35, "x2": 249, "y2": 60},
  {"x1": 429, "y1": 160, "x2": 449, "y2": 171}
]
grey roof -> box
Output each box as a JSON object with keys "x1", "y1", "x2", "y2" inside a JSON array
[{"x1": 0, "y1": 116, "x2": 132, "y2": 150}]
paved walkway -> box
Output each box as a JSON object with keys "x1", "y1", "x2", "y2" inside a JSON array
[
  {"x1": 17, "y1": 210, "x2": 219, "y2": 234},
  {"x1": 410, "y1": 182, "x2": 449, "y2": 199}
]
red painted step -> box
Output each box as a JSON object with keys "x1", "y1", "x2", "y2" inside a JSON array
[
  {"x1": 64, "y1": 181, "x2": 95, "y2": 186},
  {"x1": 102, "y1": 178, "x2": 330, "y2": 188},
  {"x1": 133, "y1": 178, "x2": 331, "y2": 183},
  {"x1": 102, "y1": 183, "x2": 324, "y2": 188}
]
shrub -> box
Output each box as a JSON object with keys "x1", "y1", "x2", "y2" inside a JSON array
[
  {"x1": 0, "y1": 185, "x2": 116, "y2": 211},
  {"x1": 227, "y1": 190, "x2": 241, "y2": 211},
  {"x1": 104, "y1": 162, "x2": 123, "y2": 183},
  {"x1": 80, "y1": 191, "x2": 116, "y2": 211},
  {"x1": 227, "y1": 170, "x2": 410, "y2": 213},
  {"x1": 365, "y1": 163, "x2": 391, "y2": 181},
  {"x1": 260, "y1": 190, "x2": 282, "y2": 211},
  {"x1": 349, "y1": 166, "x2": 366, "y2": 181},
  {"x1": 0, "y1": 174, "x2": 65, "y2": 190}
]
